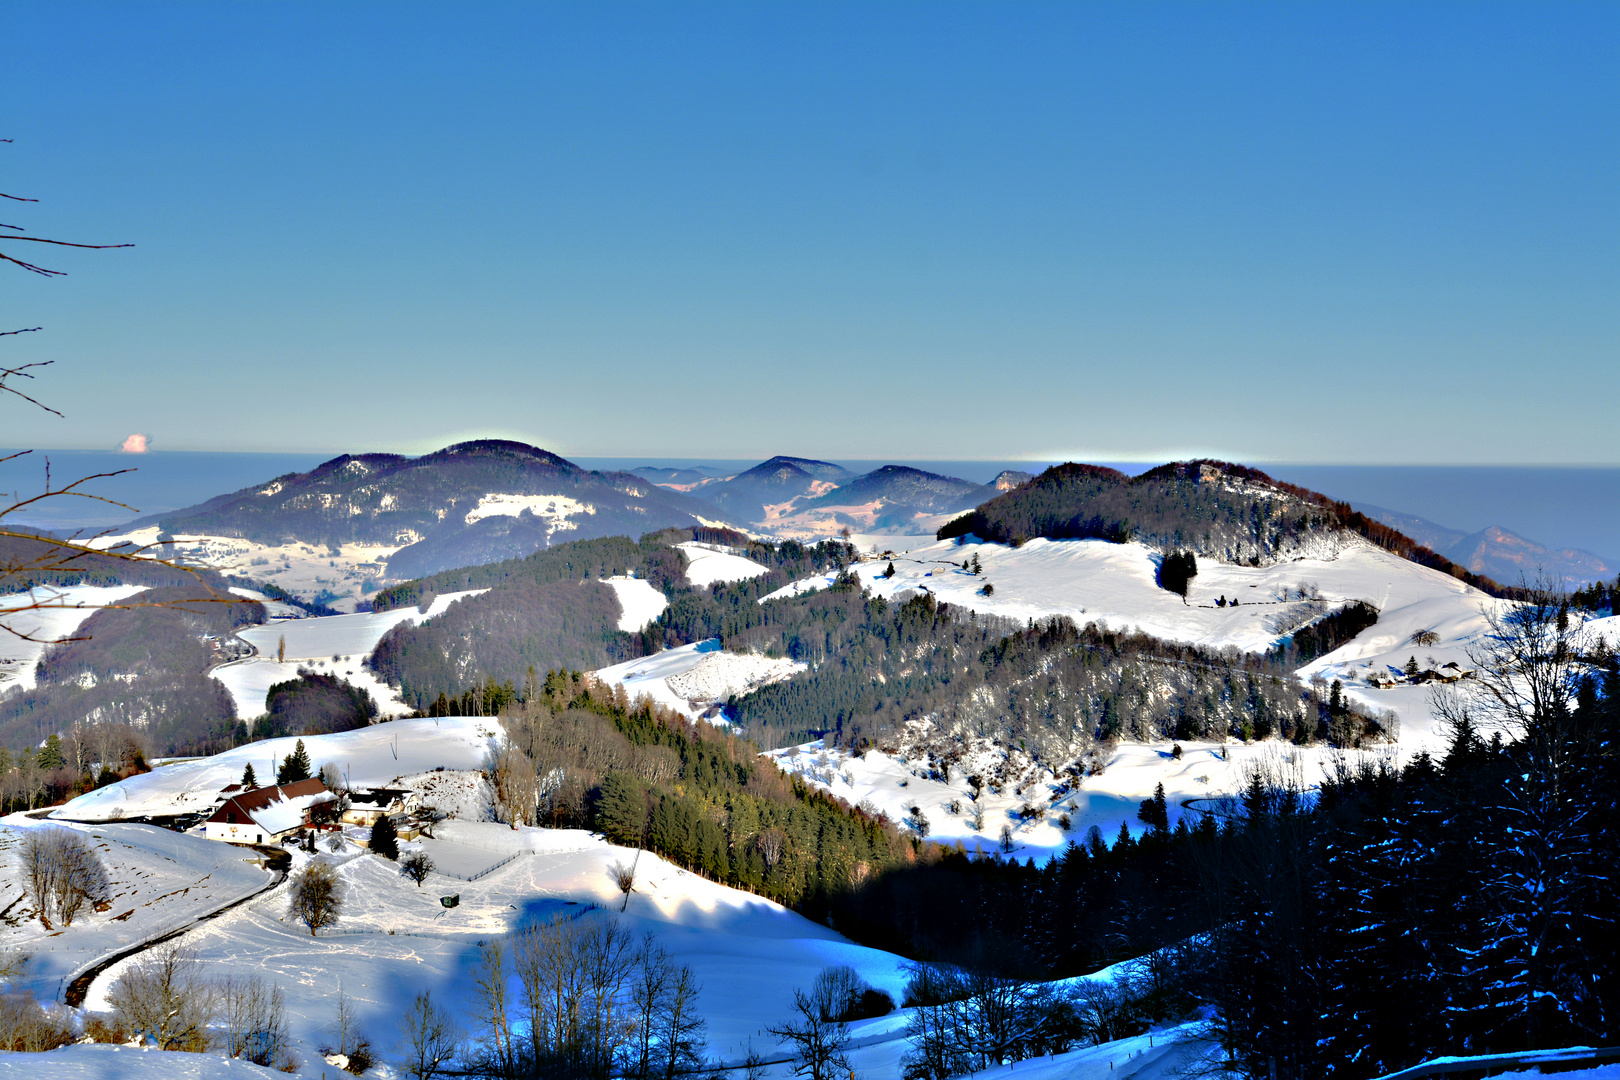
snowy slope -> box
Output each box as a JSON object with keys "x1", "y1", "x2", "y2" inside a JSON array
[
  {"x1": 756, "y1": 534, "x2": 1510, "y2": 856},
  {"x1": 0, "y1": 584, "x2": 146, "y2": 693},
  {"x1": 676, "y1": 541, "x2": 768, "y2": 586},
  {"x1": 52, "y1": 717, "x2": 502, "y2": 823},
  {"x1": 768, "y1": 535, "x2": 1503, "y2": 748},
  {"x1": 0, "y1": 1045, "x2": 294, "y2": 1079},
  {"x1": 601, "y1": 575, "x2": 668, "y2": 631},
  {"x1": 92, "y1": 526, "x2": 398, "y2": 614},
  {"x1": 211, "y1": 590, "x2": 486, "y2": 720},
  {"x1": 594, "y1": 640, "x2": 805, "y2": 721},
  {"x1": 78, "y1": 822, "x2": 914, "y2": 1073},
  {"x1": 0, "y1": 817, "x2": 271, "y2": 1001}
]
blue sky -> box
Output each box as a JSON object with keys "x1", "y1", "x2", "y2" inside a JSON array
[{"x1": 4, "y1": 2, "x2": 1615, "y2": 463}]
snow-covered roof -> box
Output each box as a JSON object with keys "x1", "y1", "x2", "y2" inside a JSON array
[{"x1": 208, "y1": 778, "x2": 334, "y2": 836}]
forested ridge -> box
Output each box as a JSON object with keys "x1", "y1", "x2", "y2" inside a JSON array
[
  {"x1": 367, "y1": 531, "x2": 856, "y2": 710},
  {"x1": 939, "y1": 459, "x2": 1516, "y2": 596}
]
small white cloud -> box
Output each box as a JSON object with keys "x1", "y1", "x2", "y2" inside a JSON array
[{"x1": 121, "y1": 433, "x2": 149, "y2": 453}]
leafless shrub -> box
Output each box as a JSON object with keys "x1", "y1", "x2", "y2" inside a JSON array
[
  {"x1": 20, "y1": 827, "x2": 107, "y2": 929},
  {"x1": 0, "y1": 991, "x2": 75, "y2": 1051},
  {"x1": 610, "y1": 856, "x2": 637, "y2": 912},
  {"x1": 107, "y1": 945, "x2": 216, "y2": 1051},
  {"x1": 220, "y1": 972, "x2": 297, "y2": 1070}
]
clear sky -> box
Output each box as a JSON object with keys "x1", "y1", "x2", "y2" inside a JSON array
[{"x1": 4, "y1": 2, "x2": 1615, "y2": 463}]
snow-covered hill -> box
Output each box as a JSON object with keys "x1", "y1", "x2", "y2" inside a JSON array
[
  {"x1": 211, "y1": 590, "x2": 485, "y2": 719},
  {"x1": 0, "y1": 584, "x2": 145, "y2": 693},
  {"x1": 52, "y1": 716, "x2": 501, "y2": 823},
  {"x1": 595, "y1": 639, "x2": 805, "y2": 721},
  {"x1": 0, "y1": 817, "x2": 272, "y2": 1001},
  {"x1": 753, "y1": 533, "x2": 1525, "y2": 856}
]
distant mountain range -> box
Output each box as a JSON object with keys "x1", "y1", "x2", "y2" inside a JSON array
[
  {"x1": 136, "y1": 440, "x2": 729, "y2": 579},
  {"x1": 633, "y1": 457, "x2": 1035, "y2": 537},
  {"x1": 1353, "y1": 503, "x2": 1616, "y2": 590}
]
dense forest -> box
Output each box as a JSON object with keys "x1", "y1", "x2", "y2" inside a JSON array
[{"x1": 938, "y1": 459, "x2": 1514, "y2": 596}]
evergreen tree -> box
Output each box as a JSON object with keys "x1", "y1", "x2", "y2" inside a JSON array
[
  {"x1": 882, "y1": 561, "x2": 896, "y2": 579},
  {"x1": 277, "y1": 739, "x2": 313, "y2": 785},
  {"x1": 242, "y1": 762, "x2": 258, "y2": 789},
  {"x1": 1404, "y1": 655, "x2": 1420, "y2": 679},
  {"x1": 370, "y1": 814, "x2": 399, "y2": 860},
  {"x1": 38, "y1": 734, "x2": 65, "y2": 770}
]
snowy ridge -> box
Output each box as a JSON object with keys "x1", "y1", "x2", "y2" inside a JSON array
[
  {"x1": 53, "y1": 716, "x2": 502, "y2": 822},
  {"x1": 0, "y1": 584, "x2": 146, "y2": 693},
  {"x1": 594, "y1": 640, "x2": 806, "y2": 721}
]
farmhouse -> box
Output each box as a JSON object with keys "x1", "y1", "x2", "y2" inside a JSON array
[
  {"x1": 200, "y1": 778, "x2": 334, "y2": 846},
  {"x1": 341, "y1": 787, "x2": 418, "y2": 827}
]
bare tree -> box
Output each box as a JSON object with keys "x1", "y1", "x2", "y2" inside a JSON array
[
  {"x1": 327, "y1": 982, "x2": 374, "y2": 1073},
  {"x1": 610, "y1": 853, "x2": 638, "y2": 912},
  {"x1": 401, "y1": 851, "x2": 435, "y2": 886},
  {"x1": 107, "y1": 945, "x2": 217, "y2": 1051},
  {"x1": 491, "y1": 742, "x2": 539, "y2": 829},
  {"x1": 220, "y1": 973, "x2": 296, "y2": 1070},
  {"x1": 0, "y1": 947, "x2": 27, "y2": 983},
  {"x1": 766, "y1": 977, "x2": 853, "y2": 1080},
  {"x1": 288, "y1": 859, "x2": 344, "y2": 936},
  {"x1": 400, "y1": 988, "x2": 463, "y2": 1080},
  {"x1": 20, "y1": 827, "x2": 107, "y2": 929}
]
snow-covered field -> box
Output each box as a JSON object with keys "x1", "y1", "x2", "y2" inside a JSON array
[
  {"x1": 0, "y1": 584, "x2": 146, "y2": 693},
  {"x1": 594, "y1": 639, "x2": 805, "y2": 721},
  {"x1": 74, "y1": 821, "x2": 915, "y2": 1075},
  {"x1": 212, "y1": 590, "x2": 485, "y2": 720},
  {"x1": 91, "y1": 527, "x2": 400, "y2": 613},
  {"x1": 52, "y1": 717, "x2": 501, "y2": 823},
  {"x1": 676, "y1": 540, "x2": 768, "y2": 586},
  {"x1": 0, "y1": 817, "x2": 272, "y2": 1001},
  {"x1": 601, "y1": 575, "x2": 668, "y2": 631}
]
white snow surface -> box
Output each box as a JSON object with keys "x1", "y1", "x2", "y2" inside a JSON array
[
  {"x1": 212, "y1": 590, "x2": 486, "y2": 720},
  {"x1": 0, "y1": 817, "x2": 272, "y2": 1001},
  {"x1": 462, "y1": 492, "x2": 594, "y2": 528},
  {"x1": 76, "y1": 822, "x2": 914, "y2": 1074},
  {"x1": 0, "y1": 1045, "x2": 293, "y2": 1079},
  {"x1": 676, "y1": 541, "x2": 769, "y2": 586},
  {"x1": 594, "y1": 640, "x2": 805, "y2": 721},
  {"x1": 768, "y1": 735, "x2": 1386, "y2": 863},
  {"x1": 601, "y1": 575, "x2": 668, "y2": 631},
  {"x1": 0, "y1": 584, "x2": 146, "y2": 693},
  {"x1": 53, "y1": 717, "x2": 502, "y2": 823},
  {"x1": 91, "y1": 526, "x2": 399, "y2": 613}
]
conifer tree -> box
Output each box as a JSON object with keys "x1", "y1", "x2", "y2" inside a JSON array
[
  {"x1": 370, "y1": 814, "x2": 399, "y2": 860},
  {"x1": 277, "y1": 739, "x2": 312, "y2": 785},
  {"x1": 38, "y1": 734, "x2": 65, "y2": 771},
  {"x1": 242, "y1": 763, "x2": 257, "y2": 789}
]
